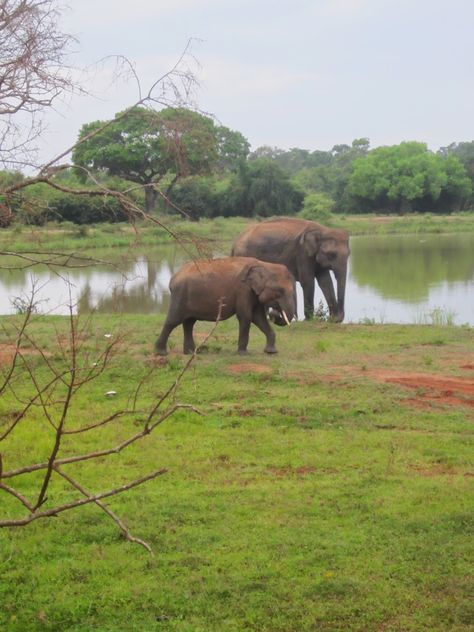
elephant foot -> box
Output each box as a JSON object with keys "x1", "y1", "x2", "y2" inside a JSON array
[
  {"x1": 237, "y1": 349, "x2": 248, "y2": 355},
  {"x1": 264, "y1": 346, "x2": 278, "y2": 354},
  {"x1": 155, "y1": 348, "x2": 168, "y2": 356},
  {"x1": 183, "y1": 348, "x2": 196, "y2": 355}
]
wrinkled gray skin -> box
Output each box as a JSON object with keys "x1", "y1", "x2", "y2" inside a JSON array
[
  {"x1": 155, "y1": 257, "x2": 297, "y2": 355},
  {"x1": 231, "y1": 218, "x2": 350, "y2": 322}
]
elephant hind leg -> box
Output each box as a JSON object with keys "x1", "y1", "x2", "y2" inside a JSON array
[
  {"x1": 236, "y1": 314, "x2": 251, "y2": 354},
  {"x1": 182, "y1": 318, "x2": 197, "y2": 354},
  {"x1": 155, "y1": 318, "x2": 182, "y2": 355}
]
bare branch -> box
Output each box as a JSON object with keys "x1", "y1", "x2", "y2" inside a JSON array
[
  {"x1": 1, "y1": 404, "x2": 200, "y2": 480},
  {"x1": 55, "y1": 467, "x2": 153, "y2": 554},
  {"x1": 0, "y1": 482, "x2": 35, "y2": 512},
  {"x1": 0, "y1": 0, "x2": 80, "y2": 164},
  {"x1": 0, "y1": 35, "x2": 219, "y2": 549},
  {"x1": 0, "y1": 468, "x2": 167, "y2": 528}
]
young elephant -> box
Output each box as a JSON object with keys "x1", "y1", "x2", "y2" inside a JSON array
[{"x1": 155, "y1": 257, "x2": 297, "y2": 355}]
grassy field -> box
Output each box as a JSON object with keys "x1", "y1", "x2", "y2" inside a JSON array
[
  {"x1": 1, "y1": 211, "x2": 474, "y2": 256},
  {"x1": 0, "y1": 312, "x2": 473, "y2": 631}
]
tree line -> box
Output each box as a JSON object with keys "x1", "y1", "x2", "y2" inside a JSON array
[{"x1": 2, "y1": 105, "x2": 474, "y2": 225}]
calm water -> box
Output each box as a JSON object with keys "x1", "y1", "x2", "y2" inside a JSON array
[{"x1": 1, "y1": 233, "x2": 473, "y2": 325}]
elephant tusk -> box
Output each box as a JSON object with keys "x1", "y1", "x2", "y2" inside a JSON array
[{"x1": 281, "y1": 310, "x2": 291, "y2": 326}]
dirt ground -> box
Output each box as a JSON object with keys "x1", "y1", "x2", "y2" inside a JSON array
[
  {"x1": 228, "y1": 360, "x2": 474, "y2": 411},
  {"x1": 373, "y1": 369, "x2": 474, "y2": 409}
]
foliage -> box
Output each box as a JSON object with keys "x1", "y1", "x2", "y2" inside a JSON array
[
  {"x1": 167, "y1": 159, "x2": 303, "y2": 220},
  {"x1": 438, "y1": 141, "x2": 474, "y2": 207},
  {"x1": 348, "y1": 142, "x2": 471, "y2": 213},
  {"x1": 72, "y1": 107, "x2": 220, "y2": 212},
  {"x1": 250, "y1": 146, "x2": 334, "y2": 174},
  {"x1": 11, "y1": 177, "x2": 130, "y2": 225},
  {"x1": 299, "y1": 191, "x2": 335, "y2": 223},
  {"x1": 215, "y1": 126, "x2": 250, "y2": 172},
  {"x1": 227, "y1": 158, "x2": 303, "y2": 217},
  {"x1": 283, "y1": 139, "x2": 370, "y2": 213},
  {"x1": 166, "y1": 175, "x2": 220, "y2": 220}
]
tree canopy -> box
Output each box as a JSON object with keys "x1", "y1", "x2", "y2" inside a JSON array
[
  {"x1": 72, "y1": 106, "x2": 221, "y2": 212},
  {"x1": 347, "y1": 142, "x2": 471, "y2": 213}
]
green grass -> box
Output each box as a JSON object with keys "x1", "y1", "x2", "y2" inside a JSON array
[
  {"x1": 0, "y1": 314, "x2": 473, "y2": 631},
  {"x1": 327, "y1": 211, "x2": 474, "y2": 235},
  {"x1": 1, "y1": 212, "x2": 474, "y2": 256},
  {"x1": 0, "y1": 217, "x2": 251, "y2": 255}
]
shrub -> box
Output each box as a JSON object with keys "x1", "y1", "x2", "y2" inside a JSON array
[{"x1": 299, "y1": 192, "x2": 335, "y2": 223}]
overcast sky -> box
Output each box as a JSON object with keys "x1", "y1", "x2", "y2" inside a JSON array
[{"x1": 38, "y1": 0, "x2": 474, "y2": 164}]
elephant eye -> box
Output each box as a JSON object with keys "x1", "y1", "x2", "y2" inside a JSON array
[{"x1": 327, "y1": 251, "x2": 337, "y2": 260}]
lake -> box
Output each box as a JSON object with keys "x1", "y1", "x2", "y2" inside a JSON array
[{"x1": 1, "y1": 233, "x2": 473, "y2": 325}]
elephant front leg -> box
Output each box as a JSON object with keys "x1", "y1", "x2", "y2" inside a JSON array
[
  {"x1": 182, "y1": 318, "x2": 197, "y2": 354},
  {"x1": 316, "y1": 269, "x2": 337, "y2": 319},
  {"x1": 300, "y1": 274, "x2": 315, "y2": 320},
  {"x1": 252, "y1": 305, "x2": 277, "y2": 353}
]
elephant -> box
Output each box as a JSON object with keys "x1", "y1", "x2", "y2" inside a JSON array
[
  {"x1": 231, "y1": 218, "x2": 350, "y2": 322},
  {"x1": 155, "y1": 256, "x2": 297, "y2": 355}
]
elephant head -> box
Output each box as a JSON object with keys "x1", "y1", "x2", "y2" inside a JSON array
[
  {"x1": 244, "y1": 263, "x2": 297, "y2": 326},
  {"x1": 300, "y1": 227, "x2": 350, "y2": 322}
]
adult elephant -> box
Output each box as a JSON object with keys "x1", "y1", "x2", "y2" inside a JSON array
[
  {"x1": 231, "y1": 218, "x2": 350, "y2": 322},
  {"x1": 155, "y1": 257, "x2": 296, "y2": 355}
]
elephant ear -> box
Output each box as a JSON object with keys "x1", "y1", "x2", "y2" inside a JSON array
[
  {"x1": 300, "y1": 229, "x2": 321, "y2": 257},
  {"x1": 244, "y1": 264, "x2": 271, "y2": 296}
]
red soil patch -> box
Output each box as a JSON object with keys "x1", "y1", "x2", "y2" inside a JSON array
[
  {"x1": 267, "y1": 465, "x2": 318, "y2": 477},
  {"x1": 409, "y1": 464, "x2": 474, "y2": 477},
  {"x1": 0, "y1": 343, "x2": 51, "y2": 366},
  {"x1": 228, "y1": 363, "x2": 273, "y2": 375},
  {"x1": 0, "y1": 344, "x2": 17, "y2": 365},
  {"x1": 373, "y1": 370, "x2": 474, "y2": 409}
]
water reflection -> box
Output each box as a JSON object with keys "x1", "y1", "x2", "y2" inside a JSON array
[
  {"x1": 346, "y1": 233, "x2": 474, "y2": 324},
  {"x1": 0, "y1": 234, "x2": 473, "y2": 324},
  {"x1": 350, "y1": 233, "x2": 474, "y2": 301},
  {"x1": 0, "y1": 248, "x2": 184, "y2": 316}
]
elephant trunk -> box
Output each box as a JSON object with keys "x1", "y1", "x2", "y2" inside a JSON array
[{"x1": 334, "y1": 263, "x2": 347, "y2": 323}]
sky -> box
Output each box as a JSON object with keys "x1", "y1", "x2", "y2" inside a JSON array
[{"x1": 37, "y1": 0, "x2": 474, "y2": 165}]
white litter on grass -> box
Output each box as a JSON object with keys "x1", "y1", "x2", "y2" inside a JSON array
[
  {"x1": 105, "y1": 391, "x2": 117, "y2": 397},
  {"x1": 104, "y1": 334, "x2": 112, "y2": 339}
]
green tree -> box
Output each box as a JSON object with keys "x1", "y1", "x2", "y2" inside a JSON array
[
  {"x1": 290, "y1": 139, "x2": 369, "y2": 213},
  {"x1": 72, "y1": 106, "x2": 219, "y2": 213},
  {"x1": 215, "y1": 126, "x2": 250, "y2": 172},
  {"x1": 438, "y1": 141, "x2": 474, "y2": 208},
  {"x1": 168, "y1": 175, "x2": 219, "y2": 220},
  {"x1": 226, "y1": 159, "x2": 303, "y2": 217},
  {"x1": 249, "y1": 145, "x2": 285, "y2": 161},
  {"x1": 348, "y1": 141, "x2": 471, "y2": 213}
]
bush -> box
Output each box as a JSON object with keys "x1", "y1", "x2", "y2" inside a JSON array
[
  {"x1": 299, "y1": 192, "x2": 335, "y2": 223},
  {"x1": 13, "y1": 181, "x2": 130, "y2": 225}
]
